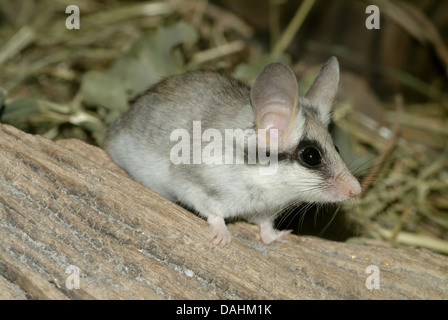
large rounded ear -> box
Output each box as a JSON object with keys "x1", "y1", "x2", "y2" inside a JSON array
[
  {"x1": 305, "y1": 56, "x2": 339, "y2": 115},
  {"x1": 250, "y1": 62, "x2": 299, "y2": 149}
]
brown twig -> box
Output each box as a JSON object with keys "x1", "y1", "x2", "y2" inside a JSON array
[
  {"x1": 360, "y1": 94, "x2": 404, "y2": 197},
  {"x1": 389, "y1": 207, "x2": 411, "y2": 242},
  {"x1": 271, "y1": 0, "x2": 316, "y2": 56}
]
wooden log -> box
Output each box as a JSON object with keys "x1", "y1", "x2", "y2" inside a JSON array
[{"x1": 0, "y1": 123, "x2": 447, "y2": 299}]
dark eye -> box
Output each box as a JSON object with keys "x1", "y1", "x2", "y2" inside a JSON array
[{"x1": 299, "y1": 147, "x2": 323, "y2": 167}]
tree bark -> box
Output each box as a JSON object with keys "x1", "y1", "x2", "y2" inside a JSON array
[{"x1": 0, "y1": 123, "x2": 446, "y2": 299}]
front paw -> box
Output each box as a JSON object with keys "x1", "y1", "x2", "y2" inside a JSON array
[
  {"x1": 208, "y1": 215, "x2": 231, "y2": 247},
  {"x1": 209, "y1": 226, "x2": 232, "y2": 247}
]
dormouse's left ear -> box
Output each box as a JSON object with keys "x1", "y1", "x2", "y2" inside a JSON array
[{"x1": 305, "y1": 56, "x2": 340, "y2": 120}]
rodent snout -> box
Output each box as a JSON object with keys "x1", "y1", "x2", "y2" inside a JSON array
[{"x1": 330, "y1": 175, "x2": 362, "y2": 201}]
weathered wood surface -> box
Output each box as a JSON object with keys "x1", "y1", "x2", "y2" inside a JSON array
[{"x1": 0, "y1": 123, "x2": 447, "y2": 299}]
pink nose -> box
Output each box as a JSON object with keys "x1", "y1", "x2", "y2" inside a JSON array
[
  {"x1": 347, "y1": 178, "x2": 362, "y2": 198},
  {"x1": 337, "y1": 176, "x2": 361, "y2": 199}
]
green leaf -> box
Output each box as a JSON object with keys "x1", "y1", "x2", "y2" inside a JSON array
[
  {"x1": 108, "y1": 21, "x2": 199, "y2": 99},
  {"x1": 107, "y1": 54, "x2": 158, "y2": 100},
  {"x1": 79, "y1": 21, "x2": 199, "y2": 113},
  {"x1": 0, "y1": 87, "x2": 6, "y2": 108},
  {"x1": 80, "y1": 71, "x2": 129, "y2": 112},
  {"x1": 1, "y1": 97, "x2": 39, "y2": 121}
]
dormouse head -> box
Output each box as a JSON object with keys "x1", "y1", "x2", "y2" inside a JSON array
[{"x1": 250, "y1": 57, "x2": 361, "y2": 203}]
